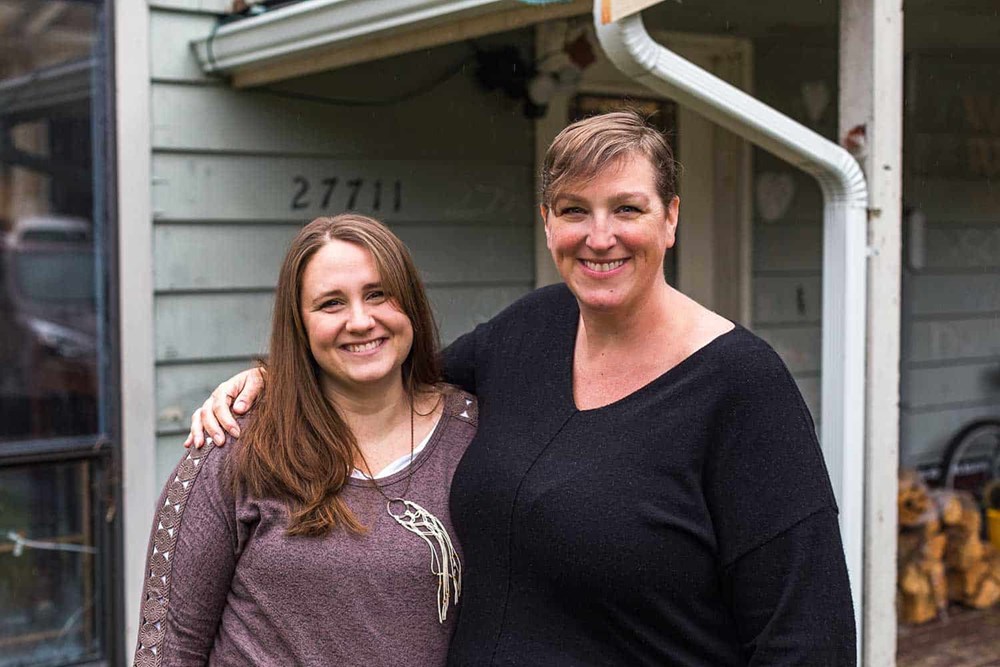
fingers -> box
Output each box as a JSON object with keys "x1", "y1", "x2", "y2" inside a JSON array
[
  {"x1": 233, "y1": 368, "x2": 265, "y2": 414},
  {"x1": 187, "y1": 407, "x2": 206, "y2": 449},
  {"x1": 203, "y1": 393, "x2": 230, "y2": 446}
]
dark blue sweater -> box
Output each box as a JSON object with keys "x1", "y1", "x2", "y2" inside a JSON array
[{"x1": 443, "y1": 284, "x2": 855, "y2": 666}]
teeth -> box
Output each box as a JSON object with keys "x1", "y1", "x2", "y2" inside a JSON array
[
  {"x1": 583, "y1": 260, "x2": 625, "y2": 272},
  {"x1": 345, "y1": 340, "x2": 383, "y2": 353}
]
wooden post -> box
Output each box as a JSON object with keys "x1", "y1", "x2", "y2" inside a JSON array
[{"x1": 839, "y1": 0, "x2": 903, "y2": 664}]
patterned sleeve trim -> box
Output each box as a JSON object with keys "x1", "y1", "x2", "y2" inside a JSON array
[
  {"x1": 133, "y1": 442, "x2": 217, "y2": 667},
  {"x1": 454, "y1": 392, "x2": 478, "y2": 427}
]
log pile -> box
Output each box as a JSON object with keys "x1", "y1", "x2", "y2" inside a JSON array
[{"x1": 897, "y1": 471, "x2": 1000, "y2": 624}]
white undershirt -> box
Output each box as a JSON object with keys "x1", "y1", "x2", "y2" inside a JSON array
[{"x1": 350, "y1": 415, "x2": 441, "y2": 480}]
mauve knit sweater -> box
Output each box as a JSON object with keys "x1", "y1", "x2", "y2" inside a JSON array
[{"x1": 132, "y1": 389, "x2": 477, "y2": 667}]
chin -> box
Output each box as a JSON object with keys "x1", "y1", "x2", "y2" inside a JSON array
[{"x1": 572, "y1": 287, "x2": 631, "y2": 313}]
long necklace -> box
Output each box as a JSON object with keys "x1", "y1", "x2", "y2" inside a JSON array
[{"x1": 355, "y1": 395, "x2": 462, "y2": 623}]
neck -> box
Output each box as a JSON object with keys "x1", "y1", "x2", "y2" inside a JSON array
[{"x1": 322, "y1": 376, "x2": 411, "y2": 450}]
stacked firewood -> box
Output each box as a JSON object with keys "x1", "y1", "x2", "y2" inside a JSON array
[{"x1": 897, "y1": 470, "x2": 1000, "y2": 624}]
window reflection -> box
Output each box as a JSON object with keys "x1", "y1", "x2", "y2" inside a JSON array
[
  {"x1": 0, "y1": 0, "x2": 99, "y2": 442},
  {"x1": 0, "y1": 461, "x2": 100, "y2": 666}
]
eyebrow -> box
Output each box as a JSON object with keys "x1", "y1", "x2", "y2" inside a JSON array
[
  {"x1": 553, "y1": 192, "x2": 651, "y2": 205},
  {"x1": 310, "y1": 282, "x2": 382, "y2": 302}
]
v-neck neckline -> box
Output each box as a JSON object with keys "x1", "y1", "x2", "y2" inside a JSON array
[{"x1": 556, "y1": 290, "x2": 741, "y2": 414}]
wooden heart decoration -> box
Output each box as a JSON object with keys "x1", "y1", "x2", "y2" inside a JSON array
[
  {"x1": 802, "y1": 80, "x2": 831, "y2": 125},
  {"x1": 755, "y1": 172, "x2": 796, "y2": 222}
]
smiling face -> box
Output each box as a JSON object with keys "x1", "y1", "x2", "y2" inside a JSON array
[
  {"x1": 299, "y1": 239, "x2": 414, "y2": 400},
  {"x1": 543, "y1": 153, "x2": 679, "y2": 314}
]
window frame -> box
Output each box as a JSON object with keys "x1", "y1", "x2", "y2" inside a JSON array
[{"x1": 0, "y1": 1, "x2": 123, "y2": 664}]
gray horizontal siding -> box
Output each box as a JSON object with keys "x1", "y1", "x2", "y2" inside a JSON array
[
  {"x1": 902, "y1": 362, "x2": 1000, "y2": 410},
  {"x1": 753, "y1": 222, "x2": 823, "y2": 272},
  {"x1": 155, "y1": 223, "x2": 534, "y2": 290},
  {"x1": 901, "y1": 404, "x2": 1000, "y2": 469},
  {"x1": 150, "y1": 71, "x2": 531, "y2": 160},
  {"x1": 149, "y1": 7, "x2": 535, "y2": 482},
  {"x1": 900, "y1": 173, "x2": 1000, "y2": 468},
  {"x1": 155, "y1": 285, "x2": 530, "y2": 363},
  {"x1": 150, "y1": 8, "x2": 218, "y2": 84},
  {"x1": 151, "y1": 154, "x2": 533, "y2": 223},
  {"x1": 156, "y1": 358, "x2": 256, "y2": 434}
]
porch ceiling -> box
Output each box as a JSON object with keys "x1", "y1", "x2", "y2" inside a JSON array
[{"x1": 191, "y1": 0, "x2": 590, "y2": 88}]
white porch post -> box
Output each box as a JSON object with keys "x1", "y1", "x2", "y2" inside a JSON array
[
  {"x1": 115, "y1": 0, "x2": 155, "y2": 658},
  {"x1": 839, "y1": 0, "x2": 903, "y2": 664}
]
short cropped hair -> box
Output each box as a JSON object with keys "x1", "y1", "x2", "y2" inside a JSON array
[{"x1": 541, "y1": 109, "x2": 678, "y2": 207}]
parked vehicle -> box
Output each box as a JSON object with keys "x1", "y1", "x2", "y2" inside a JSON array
[{"x1": 0, "y1": 215, "x2": 98, "y2": 438}]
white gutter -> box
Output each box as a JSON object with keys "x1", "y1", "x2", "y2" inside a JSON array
[
  {"x1": 593, "y1": 4, "x2": 867, "y2": 644},
  {"x1": 193, "y1": 0, "x2": 507, "y2": 74},
  {"x1": 191, "y1": 0, "x2": 591, "y2": 87}
]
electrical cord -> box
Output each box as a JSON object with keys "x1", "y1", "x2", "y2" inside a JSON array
[{"x1": 256, "y1": 51, "x2": 476, "y2": 108}]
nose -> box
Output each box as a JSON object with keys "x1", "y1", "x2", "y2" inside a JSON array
[
  {"x1": 345, "y1": 301, "x2": 375, "y2": 333},
  {"x1": 586, "y1": 213, "x2": 617, "y2": 252}
]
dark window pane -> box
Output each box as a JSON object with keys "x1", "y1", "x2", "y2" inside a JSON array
[
  {"x1": 0, "y1": 1, "x2": 101, "y2": 443},
  {"x1": 0, "y1": 461, "x2": 101, "y2": 666}
]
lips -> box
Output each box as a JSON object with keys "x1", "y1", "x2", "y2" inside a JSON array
[
  {"x1": 341, "y1": 338, "x2": 386, "y2": 353},
  {"x1": 580, "y1": 258, "x2": 628, "y2": 273}
]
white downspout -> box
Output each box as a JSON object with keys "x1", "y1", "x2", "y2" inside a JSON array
[{"x1": 593, "y1": 5, "x2": 867, "y2": 648}]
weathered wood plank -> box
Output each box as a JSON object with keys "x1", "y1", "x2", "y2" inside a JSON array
[
  {"x1": 432, "y1": 284, "x2": 532, "y2": 343},
  {"x1": 154, "y1": 223, "x2": 535, "y2": 291},
  {"x1": 753, "y1": 222, "x2": 823, "y2": 272},
  {"x1": 753, "y1": 324, "x2": 822, "y2": 374},
  {"x1": 907, "y1": 179, "x2": 1000, "y2": 225},
  {"x1": 156, "y1": 292, "x2": 272, "y2": 362},
  {"x1": 156, "y1": 358, "x2": 255, "y2": 434},
  {"x1": 155, "y1": 284, "x2": 530, "y2": 361},
  {"x1": 150, "y1": 8, "x2": 219, "y2": 84},
  {"x1": 150, "y1": 75, "x2": 532, "y2": 159},
  {"x1": 902, "y1": 361, "x2": 1000, "y2": 410},
  {"x1": 151, "y1": 153, "x2": 534, "y2": 224},
  {"x1": 900, "y1": 403, "x2": 1000, "y2": 469},
  {"x1": 906, "y1": 317, "x2": 1000, "y2": 364},
  {"x1": 752, "y1": 275, "x2": 822, "y2": 324},
  {"x1": 919, "y1": 225, "x2": 1000, "y2": 270},
  {"x1": 906, "y1": 272, "x2": 1000, "y2": 315}
]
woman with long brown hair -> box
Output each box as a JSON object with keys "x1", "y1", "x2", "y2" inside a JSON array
[{"x1": 132, "y1": 214, "x2": 474, "y2": 666}]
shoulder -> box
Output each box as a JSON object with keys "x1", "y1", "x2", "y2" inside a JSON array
[
  {"x1": 164, "y1": 414, "x2": 253, "y2": 507},
  {"x1": 440, "y1": 386, "x2": 478, "y2": 428},
  {"x1": 703, "y1": 326, "x2": 801, "y2": 400},
  {"x1": 161, "y1": 438, "x2": 234, "y2": 515}
]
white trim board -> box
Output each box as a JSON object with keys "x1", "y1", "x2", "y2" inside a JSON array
[{"x1": 115, "y1": 0, "x2": 156, "y2": 658}]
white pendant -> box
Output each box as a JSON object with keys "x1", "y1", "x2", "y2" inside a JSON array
[{"x1": 387, "y1": 498, "x2": 462, "y2": 623}]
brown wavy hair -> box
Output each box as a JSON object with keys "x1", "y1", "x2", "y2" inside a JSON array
[{"x1": 231, "y1": 214, "x2": 441, "y2": 536}]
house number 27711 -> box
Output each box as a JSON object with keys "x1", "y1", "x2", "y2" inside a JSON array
[{"x1": 290, "y1": 176, "x2": 402, "y2": 212}]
